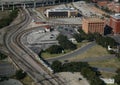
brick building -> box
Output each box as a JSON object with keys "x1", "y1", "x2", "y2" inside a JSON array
[
  {"x1": 107, "y1": 2, "x2": 120, "y2": 13},
  {"x1": 82, "y1": 17, "x2": 105, "y2": 34},
  {"x1": 109, "y1": 14, "x2": 120, "y2": 34},
  {"x1": 97, "y1": 0, "x2": 109, "y2": 7}
]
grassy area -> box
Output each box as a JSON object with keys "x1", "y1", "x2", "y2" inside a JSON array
[
  {"x1": 76, "y1": 40, "x2": 89, "y2": 48},
  {"x1": 21, "y1": 75, "x2": 34, "y2": 85},
  {"x1": 41, "y1": 42, "x2": 89, "y2": 59},
  {"x1": 89, "y1": 58, "x2": 120, "y2": 69},
  {"x1": 69, "y1": 44, "x2": 109, "y2": 61},
  {"x1": 41, "y1": 49, "x2": 71, "y2": 59},
  {"x1": 100, "y1": 71, "x2": 116, "y2": 78}
]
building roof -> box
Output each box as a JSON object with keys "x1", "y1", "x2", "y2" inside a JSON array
[
  {"x1": 84, "y1": 17, "x2": 104, "y2": 23},
  {"x1": 46, "y1": 7, "x2": 76, "y2": 12},
  {"x1": 111, "y1": 14, "x2": 120, "y2": 20}
]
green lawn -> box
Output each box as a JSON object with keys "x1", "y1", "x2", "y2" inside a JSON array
[
  {"x1": 100, "y1": 71, "x2": 116, "y2": 78},
  {"x1": 41, "y1": 49, "x2": 71, "y2": 59},
  {"x1": 69, "y1": 44, "x2": 109, "y2": 61},
  {"x1": 89, "y1": 58, "x2": 120, "y2": 69}
]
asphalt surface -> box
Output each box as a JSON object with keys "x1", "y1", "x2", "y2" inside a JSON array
[
  {"x1": 93, "y1": 67, "x2": 117, "y2": 73},
  {"x1": 47, "y1": 41, "x2": 96, "y2": 62},
  {"x1": 0, "y1": 62, "x2": 16, "y2": 77}
]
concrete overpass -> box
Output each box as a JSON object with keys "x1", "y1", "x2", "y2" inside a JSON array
[{"x1": 0, "y1": 0, "x2": 56, "y2": 11}]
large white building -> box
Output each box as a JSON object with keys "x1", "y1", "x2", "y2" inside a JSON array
[{"x1": 45, "y1": 7, "x2": 78, "y2": 18}]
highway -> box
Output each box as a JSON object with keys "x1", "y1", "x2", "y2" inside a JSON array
[{"x1": 4, "y1": 9, "x2": 65, "y2": 85}]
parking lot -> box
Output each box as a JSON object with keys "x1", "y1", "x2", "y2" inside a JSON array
[
  {"x1": 73, "y1": 1, "x2": 103, "y2": 17},
  {"x1": 54, "y1": 25, "x2": 78, "y2": 39}
]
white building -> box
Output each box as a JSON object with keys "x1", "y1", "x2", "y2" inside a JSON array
[{"x1": 45, "y1": 7, "x2": 78, "y2": 18}]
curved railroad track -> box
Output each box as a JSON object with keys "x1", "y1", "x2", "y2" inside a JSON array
[{"x1": 4, "y1": 8, "x2": 65, "y2": 85}]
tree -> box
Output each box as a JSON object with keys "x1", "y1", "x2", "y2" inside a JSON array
[
  {"x1": 15, "y1": 69, "x2": 26, "y2": 80},
  {"x1": 51, "y1": 60, "x2": 62, "y2": 72},
  {"x1": 114, "y1": 69, "x2": 120, "y2": 85},
  {"x1": 46, "y1": 45, "x2": 63, "y2": 54},
  {"x1": 0, "y1": 52, "x2": 7, "y2": 60},
  {"x1": 57, "y1": 34, "x2": 77, "y2": 50},
  {"x1": 90, "y1": 77, "x2": 106, "y2": 85},
  {"x1": 73, "y1": 33, "x2": 83, "y2": 42},
  {"x1": 0, "y1": 9, "x2": 18, "y2": 29}
]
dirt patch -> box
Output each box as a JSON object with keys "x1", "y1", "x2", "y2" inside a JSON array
[{"x1": 58, "y1": 72, "x2": 90, "y2": 85}]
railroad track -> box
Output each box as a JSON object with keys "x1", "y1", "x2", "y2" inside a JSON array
[
  {"x1": 5, "y1": 8, "x2": 66, "y2": 85},
  {"x1": 15, "y1": 26, "x2": 66, "y2": 85}
]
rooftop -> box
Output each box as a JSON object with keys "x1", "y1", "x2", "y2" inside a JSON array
[
  {"x1": 83, "y1": 17, "x2": 104, "y2": 23},
  {"x1": 111, "y1": 14, "x2": 120, "y2": 20},
  {"x1": 46, "y1": 7, "x2": 77, "y2": 12}
]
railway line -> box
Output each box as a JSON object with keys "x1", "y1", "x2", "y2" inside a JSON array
[
  {"x1": 4, "y1": 8, "x2": 65, "y2": 85},
  {"x1": 15, "y1": 25, "x2": 66, "y2": 84}
]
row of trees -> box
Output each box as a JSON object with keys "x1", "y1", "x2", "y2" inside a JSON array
[
  {"x1": 94, "y1": 33, "x2": 118, "y2": 48},
  {"x1": 0, "y1": 9, "x2": 18, "y2": 29},
  {"x1": 74, "y1": 29, "x2": 117, "y2": 48},
  {"x1": 51, "y1": 60, "x2": 106, "y2": 85},
  {"x1": 57, "y1": 34, "x2": 77, "y2": 50},
  {"x1": 45, "y1": 45, "x2": 63, "y2": 54},
  {"x1": 73, "y1": 29, "x2": 94, "y2": 42}
]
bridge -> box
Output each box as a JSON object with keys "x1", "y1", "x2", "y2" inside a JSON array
[{"x1": 0, "y1": 0, "x2": 56, "y2": 11}]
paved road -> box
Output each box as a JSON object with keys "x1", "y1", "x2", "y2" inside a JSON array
[
  {"x1": 93, "y1": 67, "x2": 117, "y2": 73},
  {"x1": 47, "y1": 41, "x2": 96, "y2": 62}
]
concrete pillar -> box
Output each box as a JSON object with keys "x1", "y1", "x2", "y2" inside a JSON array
[
  {"x1": 34, "y1": 1, "x2": 36, "y2": 8},
  {"x1": 53, "y1": 0, "x2": 55, "y2": 5},
  {"x1": 46, "y1": 0, "x2": 48, "y2": 5},
  {"x1": 59, "y1": 0, "x2": 60, "y2": 4},
  {"x1": 13, "y1": 3, "x2": 15, "y2": 10},
  {"x1": 8, "y1": 4, "x2": 10, "y2": 8},
  {"x1": 23, "y1": 3, "x2": 26, "y2": 9},
  {"x1": 1, "y1": 4, "x2": 4, "y2": 11}
]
